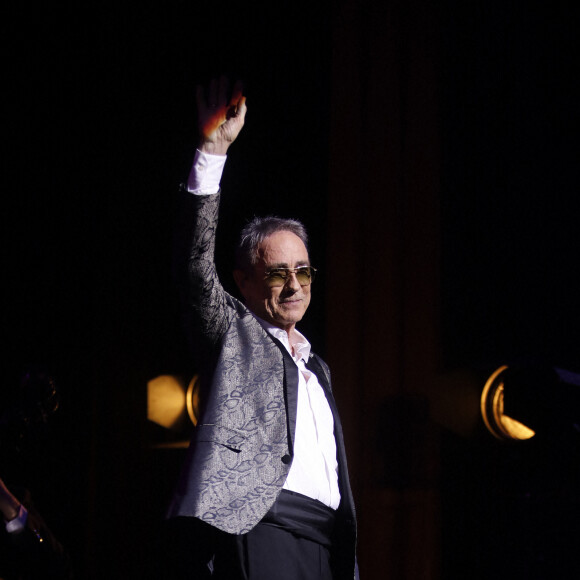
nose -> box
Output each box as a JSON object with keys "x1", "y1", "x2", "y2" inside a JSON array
[{"x1": 284, "y1": 272, "x2": 302, "y2": 292}]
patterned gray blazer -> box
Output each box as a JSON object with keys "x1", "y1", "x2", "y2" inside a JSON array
[{"x1": 167, "y1": 190, "x2": 357, "y2": 575}]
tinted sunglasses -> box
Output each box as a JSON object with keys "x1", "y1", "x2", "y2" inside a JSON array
[{"x1": 264, "y1": 266, "x2": 317, "y2": 287}]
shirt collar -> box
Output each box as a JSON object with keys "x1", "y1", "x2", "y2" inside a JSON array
[{"x1": 252, "y1": 314, "x2": 311, "y2": 363}]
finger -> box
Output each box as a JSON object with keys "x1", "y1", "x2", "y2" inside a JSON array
[
  {"x1": 217, "y1": 75, "x2": 229, "y2": 106},
  {"x1": 226, "y1": 95, "x2": 247, "y2": 120},
  {"x1": 229, "y1": 80, "x2": 244, "y2": 106},
  {"x1": 208, "y1": 78, "x2": 219, "y2": 108},
  {"x1": 225, "y1": 81, "x2": 245, "y2": 119},
  {"x1": 236, "y1": 96, "x2": 247, "y2": 119}
]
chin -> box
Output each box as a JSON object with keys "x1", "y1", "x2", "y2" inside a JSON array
[{"x1": 281, "y1": 314, "x2": 305, "y2": 326}]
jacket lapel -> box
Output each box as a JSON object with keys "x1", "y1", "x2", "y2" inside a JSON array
[{"x1": 269, "y1": 335, "x2": 299, "y2": 456}]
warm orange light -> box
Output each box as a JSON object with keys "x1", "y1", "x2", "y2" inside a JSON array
[
  {"x1": 147, "y1": 375, "x2": 187, "y2": 430},
  {"x1": 186, "y1": 375, "x2": 201, "y2": 426},
  {"x1": 480, "y1": 366, "x2": 535, "y2": 440},
  {"x1": 147, "y1": 374, "x2": 201, "y2": 433}
]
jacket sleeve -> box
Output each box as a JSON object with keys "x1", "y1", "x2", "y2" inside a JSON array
[{"x1": 174, "y1": 189, "x2": 234, "y2": 350}]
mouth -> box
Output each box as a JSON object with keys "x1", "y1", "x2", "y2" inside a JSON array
[{"x1": 279, "y1": 298, "x2": 302, "y2": 305}]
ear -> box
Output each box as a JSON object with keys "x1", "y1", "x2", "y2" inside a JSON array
[{"x1": 233, "y1": 269, "x2": 249, "y2": 299}]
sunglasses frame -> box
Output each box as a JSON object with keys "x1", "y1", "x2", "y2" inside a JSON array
[{"x1": 264, "y1": 266, "x2": 317, "y2": 287}]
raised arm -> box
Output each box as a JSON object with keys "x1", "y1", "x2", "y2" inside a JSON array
[{"x1": 176, "y1": 77, "x2": 247, "y2": 349}]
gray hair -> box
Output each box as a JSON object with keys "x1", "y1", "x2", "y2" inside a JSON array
[{"x1": 235, "y1": 216, "x2": 309, "y2": 271}]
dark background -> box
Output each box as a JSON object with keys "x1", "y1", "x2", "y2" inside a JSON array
[{"x1": 3, "y1": 1, "x2": 579, "y2": 578}]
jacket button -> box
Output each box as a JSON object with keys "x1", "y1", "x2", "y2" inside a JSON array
[{"x1": 281, "y1": 454, "x2": 291, "y2": 464}]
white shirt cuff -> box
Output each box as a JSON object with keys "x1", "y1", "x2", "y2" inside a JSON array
[
  {"x1": 5, "y1": 503, "x2": 28, "y2": 534},
  {"x1": 186, "y1": 149, "x2": 226, "y2": 195}
]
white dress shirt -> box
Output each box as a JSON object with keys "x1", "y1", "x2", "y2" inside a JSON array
[{"x1": 255, "y1": 317, "x2": 341, "y2": 510}]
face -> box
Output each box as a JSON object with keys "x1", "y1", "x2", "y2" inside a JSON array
[{"x1": 234, "y1": 231, "x2": 312, "y2": 333}]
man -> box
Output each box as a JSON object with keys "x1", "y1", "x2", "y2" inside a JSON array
[{"x1": 165, "y1": 77, "x2": 357, "y2": 580}]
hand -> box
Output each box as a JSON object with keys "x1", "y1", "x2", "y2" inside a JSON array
[{"x1": 197, "y1": 76, "x2": 247, "y2": 156}]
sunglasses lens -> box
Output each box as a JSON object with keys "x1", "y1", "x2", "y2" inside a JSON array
[
  {"x1": 266, "y1": 273, "x2": 286, "y2": 287},
  {"x1": 295, "y1": 268, "x2": 313, "y2": 285},
  {"x1": 265, "y1": 267, "x2": 315, "y2": 287}
]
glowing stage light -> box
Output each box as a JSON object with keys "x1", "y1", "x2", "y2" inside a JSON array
[
  {"x1": 147, "y1": 375, "x2": 188, "y2": 430},
  {"x1": 480, "y1": 365, "x2": 536, "y2": 441},
  {"x1": 147, "y1": 374, "x2": 200, "y2": 426}
]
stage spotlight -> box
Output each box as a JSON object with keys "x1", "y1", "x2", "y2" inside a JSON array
[
  {"x1": 480, "y1": 364, "x2": 580, "y2": 441},
  {"x1": 480, "y1": 366, "x2": 535, "y2": 440},
  {"x1": 147, "y1": 374, "x2": 200, "y2": 431}
]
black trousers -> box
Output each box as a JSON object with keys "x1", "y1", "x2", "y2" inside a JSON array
[{"x1": 161, "y1": 491, "x2": 335, "y2": 580}]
